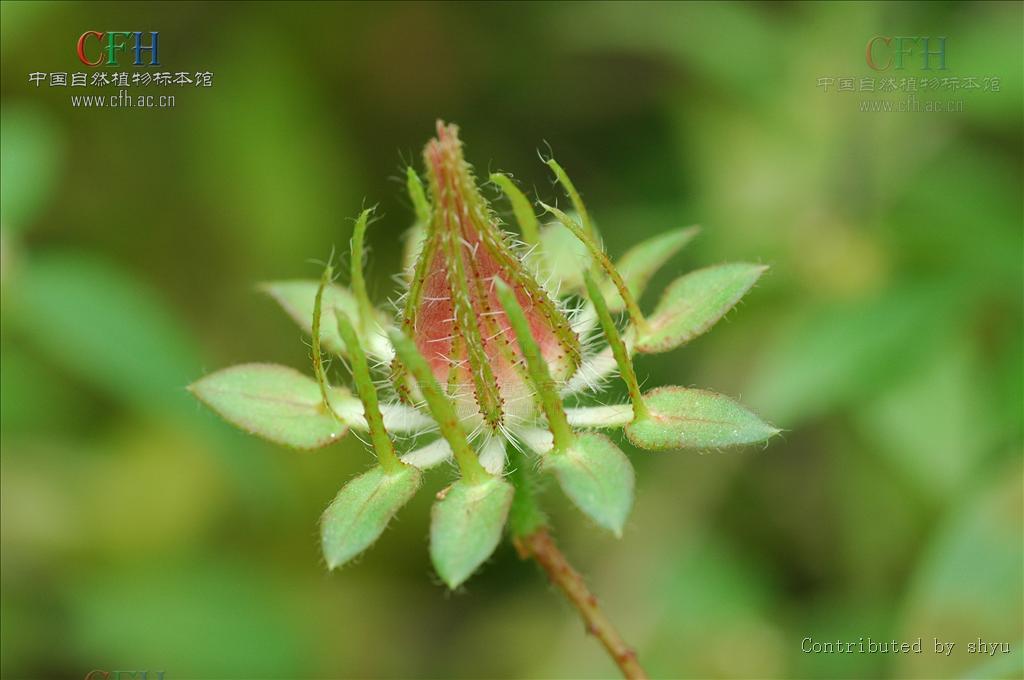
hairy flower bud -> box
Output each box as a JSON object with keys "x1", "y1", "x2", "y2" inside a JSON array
[
  {"x1": 395, "y1": 122, "x2": 581, "y2": 431},
  {"x1": 191, "y1": 120, "x2": 777, "y2": 598}
]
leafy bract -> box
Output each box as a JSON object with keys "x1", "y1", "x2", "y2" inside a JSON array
[
  {"x1": 635, "y1": 263, "x2": 766, "y2": 353},
  {"x1": 544, "y1": 432, "x2": 635, "y2": 537},
  {"x1": 430, "y1": 477, "x2": 514, "y2": 588},
  {"x1": 260, "y1": 280, "x2": 390, "y2": 357},
  {"x1": 188, "y1": 363, "x2": 357, "y2": 449},
  {"x1": 565, "y1": 404, "x2": 635, "y2": 429},
  {"x1": 320, "y1": 464, "x2": 422, "y2": 569},
  {"x1": 625, "y1": 386, "x2": 778, "y2": 451},
  {"x1": 538, "y1": 220, "x2": 590, "y2": 291},
  {"x1": 601, "y1": 226, "x2": 699, "y2": 312}
]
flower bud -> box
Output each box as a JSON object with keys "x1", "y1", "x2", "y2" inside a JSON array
[{"x1": 396, "y1": 122, "x2": 580, "y2": 430}]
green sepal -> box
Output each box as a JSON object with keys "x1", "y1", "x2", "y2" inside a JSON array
[
  {"x1": 401, "y1": 224, "x2": 426, "y2": 283},
  {"x1": 635, "y1": 263, "x2": 766, "y2": 354},
  {"x1": 490, "y1": 172, "x2": 540, "y2": 247},
  {"x1": 544, "y1": 432, "x2": 634, "y2": 537},
  {"x1": 335, "y1": 309, "x2": 402, "y2": 473},
  {"x1": 387, "y1": 328, "x2": 490, "y2": 483},
  {"x1": 430, "y1": 476, "x2": 514, "y2": 588},
  {"x1": 545, "y1": 156, "x2": 595, "y2": 239},
  {"x1": 493, "y1": 278, "x2": 575, "y2": 451},
  {"x1": 406, "y1": 166, "x2": 431, "y2": 226},
  {"x1": 583, "y1": 269, "x2": 649, "y2": 421},
  {"x1": 188, "y1": 363, "x2": 358, "y2": 450},
  {"x1": 320, "y1": 464, "x2": 422, "y2": 569},
  {"x1": 600, "y1": 226, "x2": 700, "y2": 313},
  {"x1": 624, "y1": 386, "x2": 779, "y2": 450}
]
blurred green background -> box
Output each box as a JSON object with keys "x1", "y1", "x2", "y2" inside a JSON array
[{"x1": 2, "y1": 2, "x2": 1021, "y2": 678}]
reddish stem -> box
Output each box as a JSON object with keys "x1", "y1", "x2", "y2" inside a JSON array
[{"x1": 514, "y1": 528, "x2": 649, "y2": 679}]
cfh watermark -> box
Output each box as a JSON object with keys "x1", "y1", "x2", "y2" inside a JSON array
[
  {"x1": 813, "y1": 35, "x2": 1003, "y2": 113},
  {"x1": 26, "y1": 29, "x2": 214, "y2": 109},
  {"x1": 865, "y1": 36, "x2": 948, "y2": 71},
  {"x1": 84, "y1": 671, "x2": 165, "y2": 680}
]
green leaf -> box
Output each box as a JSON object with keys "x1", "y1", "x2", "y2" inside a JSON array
[
  {"x1": 320, "y1": 464, "x2": 422, "y2": 569},
  {"x1": 601, "y1": 226, "x2": 699, "y2": 312},
  {"x1": 544, "y1": 432, "x2": 635, "y2": 537},
  {"x1": 430, "y1": 477, "x2": 514, "y2": 588},
  {"x1": 188, "y1": 363, "x2": 358, "y2": 450},
  {"x1": 259, "y1": 280, "x2": 390, "y2": 357},
  {"x1": 538, "y1": 219, "x2": 590, "y2": 291},
  {"x1": 635, "y1": 263, "x2": 766, "y2": 354},
  {"x1": 625, "y1": 386, "x2": 778, "y2": 450}
]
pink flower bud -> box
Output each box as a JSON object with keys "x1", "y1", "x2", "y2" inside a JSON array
[{"x1": 397, "y1": 122, "x2": 581, "y2": 430}]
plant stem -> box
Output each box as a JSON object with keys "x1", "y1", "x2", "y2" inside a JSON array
[
  {"x1": 508, "y1": 456, "x2": 547, "y2": 537},
  {"x1": 507, "y1": 445, "x2": 647, "y2": 679},
  {"x1": 513, "y1": 528, "x2": 649, "y2": 679}
]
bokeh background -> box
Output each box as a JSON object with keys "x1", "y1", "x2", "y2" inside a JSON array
[{"x1": 2, "y1": 2, "x2": 1022, "y2": 678}]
